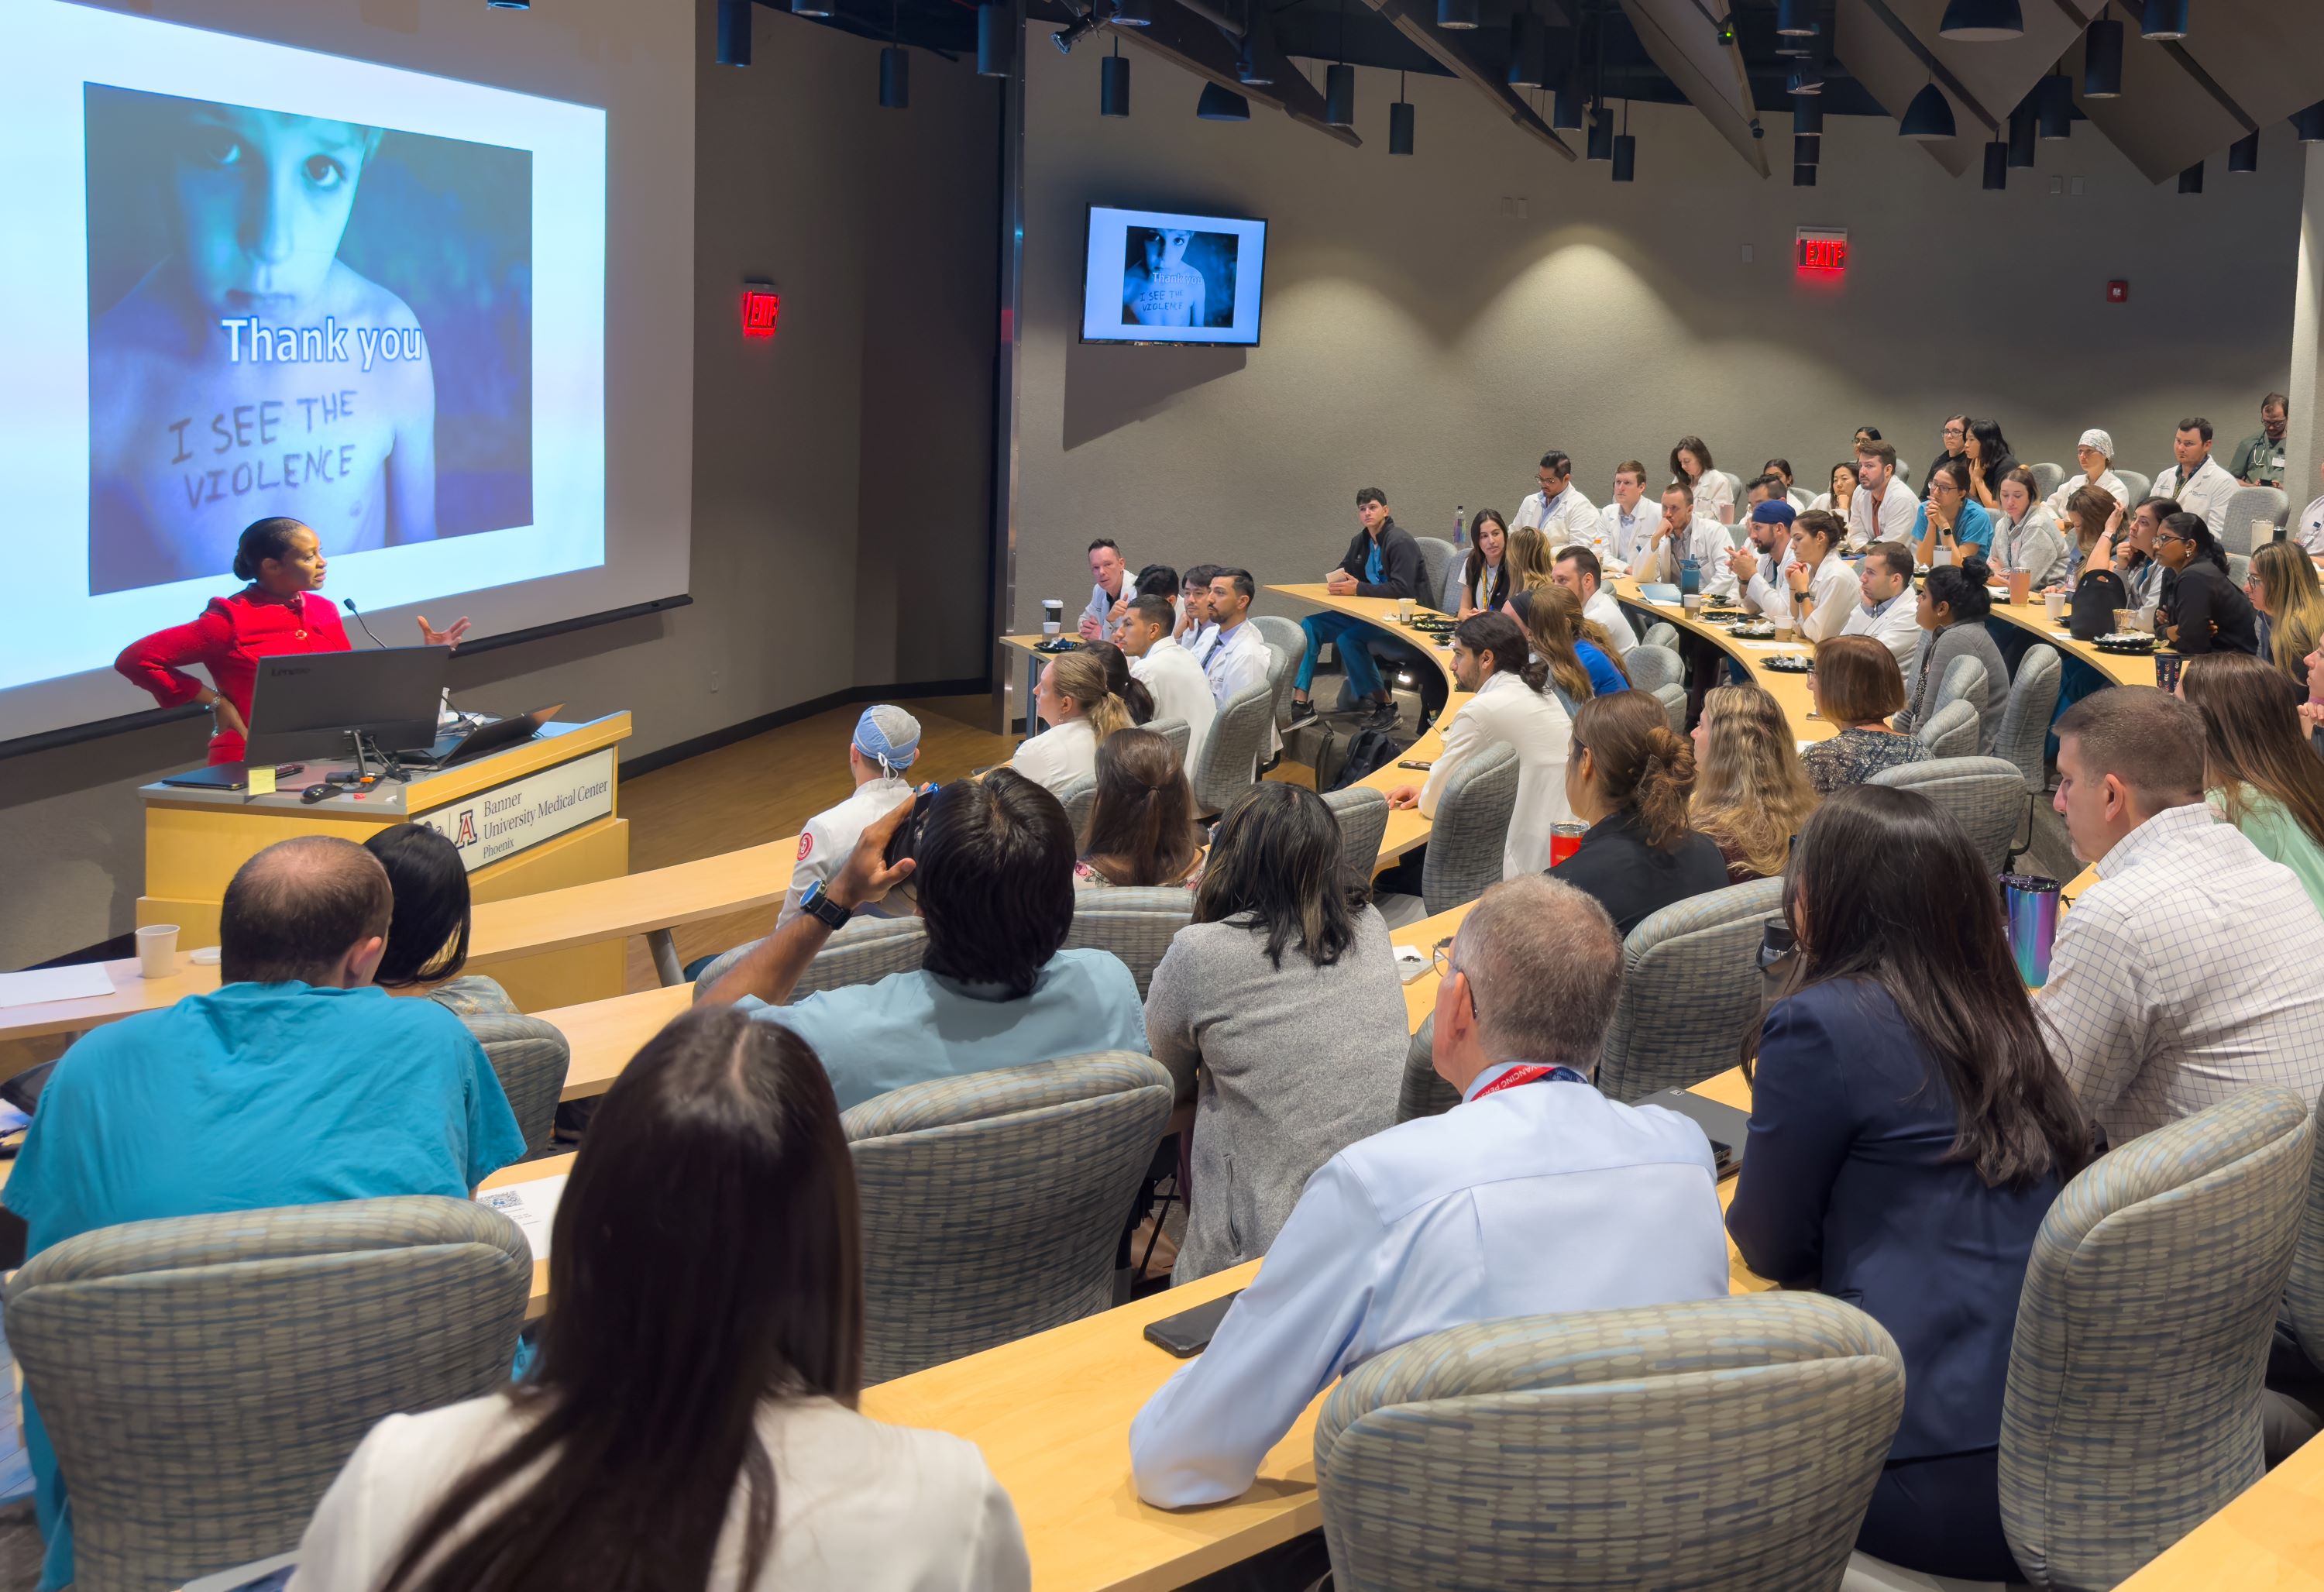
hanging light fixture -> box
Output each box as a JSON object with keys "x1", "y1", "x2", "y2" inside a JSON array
[
  {"x1": 1112, "y1": 0, "x2": 1149, "y2": 25},
  {"x1": 1391, "y1": 72, "x2": 1415, "y2": 153},
  {"x1": 1196, "y1": 81, "x2": 1250, "y2": 118},
  {"x1": 1793, "y1": 95, "x2": 1824, "y2": 136},
  {"x1": 2229, "y1": 129, "x2": 2259, "y2": 172},
  {"x1": 1786, "y1": 59, "x2": 1824, "y2": 95},
  {"x1": 1551, "y1": 29, "x2": 1585, "y2": 129},
  {"x1": 1940, "y1": 0, "x2": 2023, "y2": 42},
  {"x1": 716, "y1": 0, "x2": 753, "y2": 65},
  {"x1": 1794, "y1": 163, "x2": 1818, "y2": 187},
  {"x1": 2038, "y1": 70, "x2": 2073, "y2": 138},
  {"x1": 1982, "y1": 139, "x2": 2008, "y2": 188},
  {"x1": 1587, "y1": 105, "x2": 1614, "y2": 160},
  {"x1": 1508, "y1": 9, "x2": 1548, "y2": 90},
  {"x1": 792, "y1": 0, "x2": 833, "y2": 22},
  {"x1": 2007, "y1": 101, "x2": 2037, "y2": 166},
  {"x1": 1099, "y1": 36, "x2": 1129, "y2": 115},
  {"x1": 2084, "y1": 8, "x2": 2123, "y2": 98},
  {"x1": 2295, "y1": 101, "x2": 2324, "y2": 143},
  {"x1": 1325, "y1": 0, "x2": 1353, "y2": 126},
  {"x1": 1900, "y1": 81, "x2": 1955, "y2": 139},
  {"x1": 1775, "y1": 0, "x2": 1817, "y2": 36},
  {"x1": 976, "y1": 0, "x2": 1015, "y2": 76},
  {"x1": 2140, "y1": 0, "x2": 2188, "y2": 40},
  {"x1": 880, "y1": 44, "x2": 910, "y2": 106},
  {"x1": 1794, "y1": 131, "x2": 1821, "y2": 163},
  {"x1": 1612, "y1": 101, "x2": 1636, "y2": 181},
  {"x1": 1236, "y1": 17, "x2": 1274, "y2": 85},
  {"x1": 2178, "y1": 160, "x2": 2204, "y2": 193},
  {"x1": 1436, "y1": 0, "x2": 1479, "y2": 30}
]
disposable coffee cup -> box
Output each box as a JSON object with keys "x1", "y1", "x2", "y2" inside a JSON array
[
  {"x1": 1041, "y1": 599, "x2": 1062, "y2": 638},
  {"x1": 1398, "y1": 597, "x2": 1417, "y2": 622},
  {"x1": 136, "y1": 923, "x2": 180, "y2": 979},
  {"x1": 2044, "y1": 590, "x2": 2066, "y2": 621},
  {"x1": 2114, "y1": 608, "x2": 2134, "y2": 634},
  {"x1": 1931, "y1": 546, "x2": 1953, "y2": 567},
  {"x1": 1683, "y1": 593, "x2": 1704, "y2": 614},
  {"x1": 2256, "y1": 518, "x2": 2277, "y2": 548},
  {"x1": 1773, "y1": 619, "x2": 1796, "y2": 641}
]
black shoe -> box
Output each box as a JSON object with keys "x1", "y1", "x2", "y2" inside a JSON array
[
  {"x1": 1286, "y1": 700, "x2": 1320, "y2": 729},
  {"x1": 1365, "y1": 700, "x2": 1402, "y2": 731}
]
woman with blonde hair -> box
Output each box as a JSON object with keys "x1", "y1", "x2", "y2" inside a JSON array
[
  {"x1": 1501, "y1": 524, "x2": 1556, "y2": 597},
  {"x1": 1010, "y1": 649, "x2": 1132, "y2": 795},
  {"x1": 1552, "y1": 689, "x2": 1731, "y2": 934},
  {"x1": 1690, "y1": 683, "x2": 1820, "y2": 882},
  {"x1": 1511, "y1": 583, "x2": 1626, "y2": 707},
  {"x1": 2243, "y1": 540, "x2": 2324, "y2": 686}
]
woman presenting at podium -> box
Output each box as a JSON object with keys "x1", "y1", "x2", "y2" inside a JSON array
[{"x1": 115, "y1": 517, "x2": 470, "y2": 765}]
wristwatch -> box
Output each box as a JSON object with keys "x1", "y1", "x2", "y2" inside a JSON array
[{"x1": 798, "y1": 879, "x2": 852, "y2": 931}]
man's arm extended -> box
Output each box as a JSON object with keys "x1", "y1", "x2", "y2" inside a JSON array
[{"x1": 701, "y1": 794, "x2": 917, "y2": 1008}]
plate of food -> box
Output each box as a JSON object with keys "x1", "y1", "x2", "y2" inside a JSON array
[
  {"x1": 1762, "y1": 655, "x2": 1813, "y2": 674},
  {"x1": 2094, "y1": 632, "x2": 2160, "y2": 654},
  {"x1": 1725, "y1": 619, "x2": 1776, "y2": 639}
]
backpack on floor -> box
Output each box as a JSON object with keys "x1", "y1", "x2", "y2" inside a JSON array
[{"x1": 1326, "y1": 727, "x2": 1410, "y2": 793}]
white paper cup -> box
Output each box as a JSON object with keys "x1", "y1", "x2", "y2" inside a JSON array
[
  {"x1": 1040, "y1": 599, "x2": 1062, "y2": 638},
  {"x1": 1683, "y1": 593, "x2": 1704, "y2": 614},
  {"x1": 1773, "y1": 621, "x2": 1796, "y2": 641},
  {"x1": 2044, "y1": 590, "x2": 2067, "y2": 621},
  {"x1": 1397, "y1": 597, "x2": 1416, "y2": 622},
  {"x1": 136, "y1": 924, "x2": 180, "y2": 979}
]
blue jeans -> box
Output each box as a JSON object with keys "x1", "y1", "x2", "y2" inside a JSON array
[{"x1": 1297, "y1": 611, "x2": 1387, "y2": 700}]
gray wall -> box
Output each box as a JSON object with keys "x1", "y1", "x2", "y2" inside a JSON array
[
  {"x1": 1012, "y1": 50, "x2": 2304, "y2": 625},
  {"x1": 1, "y1": 0, "x2": 998, "y2": 970}
]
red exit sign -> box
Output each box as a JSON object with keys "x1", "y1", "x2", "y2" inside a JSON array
[
  {"x1": 1796, "y1": 229, "x2": 1848, "y2": 272},
  {"x1": 741, "y1": 280, "x2": 781, "y2": 339}
]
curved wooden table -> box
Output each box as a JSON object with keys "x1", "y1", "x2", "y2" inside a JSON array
[
  {"x1": 1611, "y1": 580, "x2": 1832, "y2": 744},
  {"x1": 1983, "y1": 594, "x2": 2168, "y2": 687}
]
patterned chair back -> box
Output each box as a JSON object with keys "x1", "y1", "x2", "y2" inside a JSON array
[
  {"x1": 463, "y1": 1012, "x2": 570, "y2": 1160},
  {"x1": 1932, "y1": 651, "x2": 1989, "y2": 719},
  {"x1": 5, "y1": 1197, "x2": 530, "y2": 1592},
  {"x1": 692, "y1": 913, "x2": 930, "y2": 1001},
  {"x1": 2285, "y1": 1081, "x2": 2324, "y2": 1369},
  {"x1": 1396, "y1": 1013, "x2": 1460, "y2": 1123},
  {"x1": 2000, "y1": 1088, "x2": 2315, "y2": 1591},
  {"x1": 841, "y1": 1051, "x2": 1173, "y2": 1381},
  {"x1": 1623, "y1": 643, "x2": 1684, "y2": 696},
  {"x1": 1597, "y1": 877, "x2": 1785, "y2": 1102},
  {"x1": 1421, "y1": 743, "x2": 1520, "y2": 916},
  {"x1": 1060, "y1": 887, "x2": 1195, "y2": 998},
  {"x1": 1918, "y1": 697, "x2": 1980, "y2": 759},
  {"x1": 2222, "y1": 485, "x2": 2289, "y2": 555},
  {"x1": 2029, "y1": 461, "x2": 2067, "y2": 500},
  {"x1": 1315, "y1": 1294, "x2": 1904, "y2": 1591},
  {"x1": 1191, "y1": 674, "x2": 1276, "y2": 816},
  {"x1": 1146, "y1": 715, "x2": 1190, "y2": 766},
  {"x1": 1321, "y1": 785, "x2": 1391, "y2": 891},
  {"x1": 1994, "y1": 644, "x2": 2062, "y2": 794},
  {"x1": 1866, "y1": 756, "x2": 2027, "y2": 874},
  {"x1": 1413, "y1": 537, "x2": 1459, "y2": 614}
]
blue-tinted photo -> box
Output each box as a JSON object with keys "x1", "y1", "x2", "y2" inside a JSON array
[
  {"x1": 83, "y1": 83, "x2": 533, "y2": 594},
  {"x1": 1121, "y1": 227, "x2": 1238, "y2": 330}
]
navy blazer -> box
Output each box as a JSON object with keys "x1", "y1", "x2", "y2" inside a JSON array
[{"x1": 1725, "y1": 978, "x2": 2064, "y2": 1462}]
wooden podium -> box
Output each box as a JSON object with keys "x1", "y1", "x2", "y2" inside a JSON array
[{"x1": 135, "y1": 712, "x2": 633, "y2": 1010}]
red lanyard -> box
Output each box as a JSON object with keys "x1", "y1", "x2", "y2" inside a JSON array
[{"x1": 1472, "y1": 1063, "x2": 1589, "y2": 1099}]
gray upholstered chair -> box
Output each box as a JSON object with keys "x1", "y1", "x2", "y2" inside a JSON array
[
  {"x1": 1260, "y1": 639, "x2": 1294, "y2": 725},
  {"x1": 1624, "y1": 642, "x2": 1684, "y2": 696},
  {"x1": 1397, "y1": 1013, "x2": 1460, "y2": 1123},
  {"x1": 1717, "y1": 468, "x2": 1745, "y2": 504},
  {"x1": 463, "y1": 1011, "x2": 570, "y2": 1159},
  {"x1": 1250, "y1": 614, "x2": 1307, "y2": 685},
  {"x1": 1997, "y1": 1088, "x2": 2315, "y2": 1592},
  {"x1": 1439, "y1": 548, "x2": 1471, "y2": 614},
  {"x1": 1055, "y1": 771, "x2": 1098, "y2": 838},
  {"x1": 2116, "y1": 467, "x2": 2151, "y2": 504},
  {"x1": 1191, "y1": 673, "x2": 1274, "y2": 815},
  {"x1": 1413, "y1": 536, "x2": 1459, "y2": 614},
  {"x1": 2229, "y1": 552, "x2": 2251, "y2": 587},
  {"x1": 2286, "y1": 1080, "x2": 2324, "y2": 1370},
  {"x1": 841, "y1": 1051, "x2": 1173, "y2": 1380},
  {"x1": 1315, "y1": 1294, "x2": 1905, "y2": 1591},
  {"x1": 1322, "y1": 784, "x2": 1391, "y2": 888},
  {"x1": 1865, "y1": 757, "x2": 2026, "y2": 874},
  {"x1": 1375, "y1": 743, "x2": 1519, "y2": 927},
  {"x1": 2222, "y1": 485, "x2": 2289, "y2": 554},
  {"x1": 1993, "y1": 643, "x2": 2061, "y2": 794},
  {"x1": 1061, "y1": 886, "x2": 1195, "y2": 998},
  {"x1": 2029, "y1": 461, "x2": 2066, "y2": 500},
  {"x1": 1917, "y1": 698, "x2": 1980, "y2": 759},
  {"x1": 692, "y1": 912, "x2": 929, "y2": 1000},
  {"x1": 1652, "y1": 681, "x2": 1689, "y2": 737},
  {"x1": 1931, "y1": 652, "x2": 1989, "y2": 720},
  {"x1": 1597, "y1": 877, "x2": 1785, "y2": 1102},
  {"x1": 1641, "y1": 620, "x2": 1680, "y2": 652},
  {"x1": 1146, "y1": 715, "x2": 1189, "y2": 766},
  {"x1": 6, "y1": 1197, "x2": 531, "y2": 1591}
]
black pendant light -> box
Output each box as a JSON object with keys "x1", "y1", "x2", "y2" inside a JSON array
[
  {"x1": 2178, "y1": 160, "x2": 2204, "y2": 193},
  {"x1": 1587, "y1": 105, "x2": 1614, "y2": 160},
  {"x1": 1612, "y1": 102, "x2": 1635, "y2": 181},
  {"x1": 2296, "y1": 101, "x2": 2324, "y2": 143},
  {"x1": 1982, "y1": 139, "x2": 2008, "y2": 189},
  {"x1": 1100, "y1": 36, "x2": 1129, "y2": 115},
  {"x1": 1325, "y1": 0, "x2": 1353, "y2": 126},
  {"x1": 976, "y1": 0, "x2": 1014, "y2": 76},
  {"x1": 1775, "y1": 0, "x2": 1817, "y2": 36},
  {"x1": 1236, "y1": 16, "x2": 1274, "y2": 86},
  {"x1": 2140, "y1": 0, "x2": 2188, "y2": 40},
  {"x1": 2084, "y1": 8, "x2": 2123, "y2": 98},
  {"x1": 1198, "y1": 81, "x2": 1250, "y2": 118},
  {"x1": 2229, "y1": 129, "x2": 2258, "y2": 173},
  {"x1": 1436, "y1": 0, "x2": 1478, "y2": 30},
  {"x1": 1940, "y1": 0, "x2": 2023, "y2": 42},
  {"x1": 1793, "y1": 162, "x2": 1818, "y2": 187},
  {"x1": 2038, "y1": 70, "x2": 2073, "y2": 139},
  {"x1": 880, "y1": 44, "x2": 909, "y2": 106},
  {"x1": 1794, "y1": 131, "x2": 1822, "y2": 164},
  {"x1": 717, "y1": 0, "x2": 753, "y2": 64},
  {"x1": 1391, "y1": 73, "x2": 1415, "y2": 153},
  {"x1": 2006, "y1": 101, "x2": 2036, "y2": 166},
  {"x1": 1900, "y1": 81, "x2": 1955, "y2": 139},
  {"x1": 1508, "y1": 9, "x2": 1548, "y2": 90},
  {"x1": 1787, "y1": 60, "x2": 1824, "y2": 95}
]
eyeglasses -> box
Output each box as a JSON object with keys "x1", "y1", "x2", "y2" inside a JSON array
[
  {"x1": 1430, "y1": 937, "x2": 1480, "y2": 1023},
  {"x1": 1943, "y1": 425, "x2": 1967, "y2": 439},
  {"x1": 2157, "y1": 530, "x2": 2191, "y2": 545}
]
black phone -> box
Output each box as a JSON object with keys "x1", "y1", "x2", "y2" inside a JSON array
[
  {"x1": 2155, "y1": 652, "x2": 2185, "y2": 695},
  {"x1": 1143, "y1": 1290, "x2": 1243, "y2": 1358},
  {"x1": 1396, "y1": 759, "x2": 1433, "y2": 770},
  {"x1": 882, "y1": 785, "x2": 940, "y2": 869}
]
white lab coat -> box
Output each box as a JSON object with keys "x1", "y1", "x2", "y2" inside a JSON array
[
  {"x1": 1129, "y1": 637, "x2": 1217, "y2": 771},
  {"x1": 1416, "y1": 671, "x2": 1574, "y2": 877}
]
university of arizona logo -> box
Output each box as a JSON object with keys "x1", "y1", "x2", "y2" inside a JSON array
[{"x1": 455, "y1": 809, "x2": 479, "y2": 847}]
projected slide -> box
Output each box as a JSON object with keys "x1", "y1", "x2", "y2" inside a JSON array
[
  {"x1": 1081, "y1": 205, "x2": 1267, "y2": 347},
  {"x1": 0, "y1": 0, "x2": 605, "y2": 708}
]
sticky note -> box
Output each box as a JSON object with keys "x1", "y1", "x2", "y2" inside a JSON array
[{"x1": 246, "y1": 765, "x2": 277, "y2": 796}]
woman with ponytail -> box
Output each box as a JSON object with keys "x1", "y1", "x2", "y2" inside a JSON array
[
  {"x1": 1075, "y1": 727, "x2": 1205, "y2": 889},
  {"x1": 1384, "y1": 611, "x2": 1573, "y2": 876},
  {"x1": 1011, "y1": 648, "x2": 1133, "y2": 795},
  {"x1": 1550, "y1": 688, "x2": 1728, "y2": 934},
  {"x1": 1085, "y1": 638, "x2": 1158, "y2": 726},
  {"x1": 1511, "y1": 583, "x2": 1627, "y2": 708}
]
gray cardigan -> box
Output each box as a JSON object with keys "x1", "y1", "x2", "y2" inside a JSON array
[
  {"x1": 1894, "y1": 620, "x2": 2010, "y2": 754},
  {"x1": 1143, "y1": 906, "x2": 1408, "y2": 1282}
]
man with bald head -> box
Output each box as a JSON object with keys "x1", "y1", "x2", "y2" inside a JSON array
[{"x1": 6, "y1": 834, "x2": 525, "y2": 1589}]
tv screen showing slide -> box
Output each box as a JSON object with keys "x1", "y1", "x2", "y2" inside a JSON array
[
  {"x1": 0, "y1": 0, "x2": 617, "y2": 745},
  {"x1": 1080, "y1": 206, "x2": 1267, "y2": 347}
]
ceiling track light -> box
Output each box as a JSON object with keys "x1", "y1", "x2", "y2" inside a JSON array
[
  {"x1": 2229, "y1": 128, "x2": 2258, "y2": 173},
  {"x1": 2084, "y1": 12, "x2": 2123, "y2": 98},
  {"x1": 1508, "y1": 9, "x2": 1547, "y2": 90},
  {"x1": 1940, "y1": 0, "x2": 2023, "y2": 42},
  {"x1": 1899, "y1": 81, "x2": 1955, "y2": 139},
  {"x1": 1235, "y1": 11, "x2": 1273, "y2": 84},
  {"x1": 1793, "y1": 162, "x2": 1818, "y2": 187},
  {"x1": 1436, "y1": 0, "x2": 1479, "y2": 30},
  {"x1": 880, "y1": 44, "x2": 909, "y2": 107},
  {"x1": 792, "y1": 0, "x2": 834, "y2": 21},
  {"x1": 1196, "y1": 81, "x2": 1250, "y2": 119},
  {"x1": 1325, "y1": 62, "x2": 1355, "y2": 126},
  {"x1": 2007, "y1": 101, "x2": 2037, "y2": 166},
  {"x1": 1611, "y1": 131, "x2": 1635, "y2": 181},
  {"x1": 715, "y1": 0, "x2": 752, "y2": 64},
  {"x1": 976, "y1": 0, "x2": 1015, "y2": 77},
  {"x1": 2140, "y1": 0, "x2": 2188, "y2": 40},
  {"x1": 1587, "y1": 105, "x2": 1614, "y2": 160},
  {"x1": 1100, "y1": 37, "x2": 1129, "y2": 115},
  {"x1": 1112, "y1": 0, "x2": 1150, "y2": 23}
]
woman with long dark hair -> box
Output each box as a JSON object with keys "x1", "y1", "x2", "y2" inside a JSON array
[
  {"x1": 1084, "y1": 638, "x2": 1158, "y2": 725},
  {"x1": 2155, "y1": 513, "x2": 2261, "y2": 656},
  {"x1": 1670, "y1": 435, "x2": 1733, "y2": 525},
  {"x1": 1728, "y1": 785, "x2": 2093, "y2": 1584},
  {"x1": 1961, "y1": 418, "x2": 2016, "y2": 511},
  {"x1": 1456, "y1": 509, "x2": 1511, "y2": 617},
  {"x1": 1550, "y1": 689, "x2": 1728, "y2": 934},
  {"x1": 363, "y1": 824, "x2": 513, "y2": 1017},
  {"x1": 1893, "y1": 554, "x2": 2010, "y2": 753},
  {"x1": 1076, "y1": 727, "x2": 1205, "y2": 889},
  {"x1": 1145, "y1": 783, "x2": 1405, "y2": 1279},
  {"x1": 2183, "y1": 652, "x2": 2324, "y2": 915},
  {"x1": 289, "y1": 1006, "x2": 1030, "y2": 1590}
]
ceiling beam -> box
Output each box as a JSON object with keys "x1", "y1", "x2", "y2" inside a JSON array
[
  {"x1": 1033, "y1": 0, "x2": 1363, "y2": 145},
  {"x1": 1856, "y1": 0, "x2": 1998, "y2": 132},
  {"x1": 1618, "y1": 0, "x2": 1769, "y2": 177},
  {"x1": 1353, "y1": 0, "x2": 1579, "y2": 160}
]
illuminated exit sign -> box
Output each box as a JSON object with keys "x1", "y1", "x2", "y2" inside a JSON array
[
  {"x1": 741, "y1": 280, "x2": 782, "y2": 339},
  {"x1": 1796, "y1": 227, "x2": 1848, "y2": 273}
]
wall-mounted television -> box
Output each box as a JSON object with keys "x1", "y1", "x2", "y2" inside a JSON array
[{"x1": 1080, "y1": 205, "x2": 1267, "y2": 346}]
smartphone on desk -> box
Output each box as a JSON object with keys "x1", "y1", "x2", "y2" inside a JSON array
[
  {"x1": 1145, "y1": 1290, "x2": 1243, "y2": 1358},
  {"x1": 1395, "y1": 759, "x2": 1433, "y2": 771}
]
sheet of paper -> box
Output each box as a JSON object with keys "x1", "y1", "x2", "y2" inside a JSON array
[
  {"x1": 0, "y1": 964, "x2": 115, "y2": 1010},
  {"x1": 477, "y1": 1173, "x2": 568, "y2": 1261}
]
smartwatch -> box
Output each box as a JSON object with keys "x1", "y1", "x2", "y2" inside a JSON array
[{"x1": 798, "y1": 879, "x2": 851, "y2": 932}]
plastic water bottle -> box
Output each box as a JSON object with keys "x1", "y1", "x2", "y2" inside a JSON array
[{"x1": 1453, "y1": 504, "x2": 1466, "y2": 547}]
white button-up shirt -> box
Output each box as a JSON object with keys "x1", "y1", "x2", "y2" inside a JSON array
[
  {"x1": 2035, "y1": 803, "x2": 2324, "y2": 1146},
  {"x1": 1418, "y1": 671, "x2": 1573, "y2": 876},
  {"x1": 1129, "y1": 636, "x2": 1217, "y2": 772},
  {"x1": 1128, "y1": 1063, "x2": 1731, "y2": 1507},
  {"x1": 1793, "y1": 549, "x2": 1861, "y2": 643},
  {"x1": 2300, "y1": 493, "x2": 2324, "y2": 555},
  {"x1": 1840, "y1": 591, "x2": 1923, "y2": 689},
  {"x1": 1848, "y1": 481, "x2": 1921, "y2": 551},
  {"x1": 777, "y1": 775, "x2": 919, "y2": 930},
  {"x1": 1599, "y1": 500, "x2": 1662, "y2": 567},
  {"x1": 1736, "y1": 541, "x2": 1803, "y2": 620},
  {"x1": 1515, "y1": 486, "x2": 1601, "y2": 552},
  {"x1": 2150, "y1": 455, "x2": 2238, "y2": 536},
  {"x1": 1583, "y1": 585, "x2": 1638, "y2": 655}
]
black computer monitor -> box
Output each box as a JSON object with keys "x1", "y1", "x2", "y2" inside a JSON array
[{"x1": 243, "y1": 647, "x2": 449, "y2": 762}]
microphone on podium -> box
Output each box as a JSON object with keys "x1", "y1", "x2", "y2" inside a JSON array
[{"x1": 342, "y1": 597, "x2": 388, "y2": 649}]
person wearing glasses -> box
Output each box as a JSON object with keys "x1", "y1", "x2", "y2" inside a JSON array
[
  {"x1": 1129, "y1": 874, "x2": 1731, "y2": 1515},
  {"x1": 2153, "y1": 514, "x2": 2260, "y2": 656},
  {"x1": 1931, "y1": 414, "x2": 1972, "y2": 489}
]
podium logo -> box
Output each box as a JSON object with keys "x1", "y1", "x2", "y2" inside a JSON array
[{"x1": 455, "y1": 809, "x2": 479, "y2": 847}]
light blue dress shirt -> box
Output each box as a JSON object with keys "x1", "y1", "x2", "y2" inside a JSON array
[
  {"x1": 6, "y1": 982, "x2": 527, "y2": 1590},
  {"x1": 1128, "y1": 1061, "x2": 1731, "y2": 1508},
  {"x1": 741, "y1": 947, "x2": 1147, "y2": 1111}
]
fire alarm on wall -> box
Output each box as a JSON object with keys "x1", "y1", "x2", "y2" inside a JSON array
[{"x1": 2106, "y1": 280, "x2": 2130, "y2": 304}]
